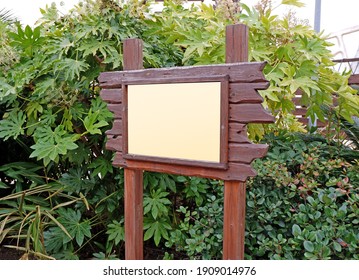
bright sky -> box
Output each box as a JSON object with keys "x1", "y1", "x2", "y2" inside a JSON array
[{"x1": 1, "y1": 0, "x2": 359, "y2": 58}]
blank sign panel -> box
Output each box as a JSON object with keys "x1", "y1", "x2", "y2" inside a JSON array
[{"x1": 127, "y1": 82, "x2": 222, "y2": 163}]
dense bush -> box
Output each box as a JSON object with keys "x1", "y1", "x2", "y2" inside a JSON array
[
  {"x1": 0, "y1": 0, "x2": 358, "y2": 259},
  {"x1": 246, "y1": 133, "x2": 358, "y2": 259}
]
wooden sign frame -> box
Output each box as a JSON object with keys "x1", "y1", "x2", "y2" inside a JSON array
[
  {"x1": 122, "y1": 77, "x2": 229, "y2": 169},
  {"x1": 99, "y1": 24, "x2": 274, "y2": 260},
  {"x1": 100, "y1": 61, "x2": 273, "y2": 181}
]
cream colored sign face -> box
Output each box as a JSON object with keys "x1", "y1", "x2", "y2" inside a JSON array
[{"x1": 127, "y1": 82, "x2": 221, "y2": 163}]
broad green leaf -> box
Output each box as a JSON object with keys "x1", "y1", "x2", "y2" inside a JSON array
[
  {"x1": 303, "y1": 240, "x2": 314, "y2": 252},
  {"x1": 0, "y1": 110, "x2": 26, "y2": 140},
  {"x1": 83, "y1": 110, "x2": 109, "y2": 135},
  {"x1": 106, "y1": 220, "x2": 125, "y2": 245},
  {"x1": 292, "y1": 224, "x2": 302, "y2": 237},
  {"x1": 30, "y1": 130, "x2": 78, "y2": 165},
  {"x1": 333, "y1": 241, "x2": 342, "y2": 252},
  {"x1": 54, "y1": 58, "x2": 89, "y2": 80},
  {"x1": 0, "y1": 78, "x2": 16, "y2": 101}
]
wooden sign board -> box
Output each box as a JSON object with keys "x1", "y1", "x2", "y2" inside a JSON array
[
  {"x1": 99, "y1": 62, "x2": 274, "y2": 182},
  {"x1": 99, "y1": 25, "x2": 275, "y2": 261}
]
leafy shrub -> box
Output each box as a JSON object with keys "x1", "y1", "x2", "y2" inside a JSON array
[{"x1": 245, "y1": 132, "x2": 358, "y2": 259}]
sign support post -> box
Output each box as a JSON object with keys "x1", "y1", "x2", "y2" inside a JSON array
[
  {"x1": 123, "y1": 39, "x2": 144, "y2": 260},
  {"x1": 223, "y1": 24, "x2": 249, "y2": 260}
]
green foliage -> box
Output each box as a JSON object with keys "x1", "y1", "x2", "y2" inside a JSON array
[
  {"x1": 1, "y1": 0, "x2": 358, "y2": 260},
  {"x1": 245, "y1": 132, "x2": 358, "y2": 259}
]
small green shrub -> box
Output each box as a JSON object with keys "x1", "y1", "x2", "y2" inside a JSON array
[{"x1": 245, "y1": 132, "x2": 358, "y2": 259}]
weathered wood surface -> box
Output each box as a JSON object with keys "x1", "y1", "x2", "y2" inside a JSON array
[
  {"x1": 228, "y1": 123, "x2": 250, "y2": 143},
  {"x1": 224, "y1": 24, "x2": 249, "y2": 261},
  {"x1": 223, "y1": 181, "x2": 246, "y2": 260},
  {"x1": 228, "y1": 143, "x2": 268, "y2": 163},
  {"x1": 106, "y1": 120, "x2": 122, "y2": 135},
  {"x1": 100, "y1": 88, "x2": 122, "y2": 103},
  {"x1": 113, "y1": 152, "x2": 256, "y2": 182},
  {"x1": 229, "y1": 103, "x2": 275, "y2": 123},
  {"x1": 99, "y1": 62, "x2": 267, "y2": 88},
  {"x1": 107, "y1": 103, "x2": 122, "y2": 118},
  {"x1": 124, "y1": 168, "x2": 143, "y2": 260},
  {"x1": 349, "y1": 74, "x2": 359, "y2": 85},
  {"x1": 123, "y1": 38, "x2": 144, "y2": 261},
  {"x1": 229, "y1": 83, "x2": 267, "y2": 103},
  {"x1": 106, "y1": 135, "x2": 122, "y2": 151}
]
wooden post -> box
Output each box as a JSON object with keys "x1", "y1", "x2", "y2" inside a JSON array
[
  {"x1": 123, "y1": 38, "x2": 144, "y2": 260},
  {"x1": 223, "y1": 24, "x2": 249, "y2": 260}
]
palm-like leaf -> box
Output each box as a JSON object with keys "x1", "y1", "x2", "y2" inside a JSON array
[{"x1": 0, "y1": 8, "x2": 15, "y2": 24}]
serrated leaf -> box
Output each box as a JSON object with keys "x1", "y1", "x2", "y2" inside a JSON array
[
  {"x1": 83, "y1": 110, "x2": 109, "y2": 135},
  {"x1": 54, "y1": 58, "x2": 89, "y2": 80},
  {"x1": 0, "y1": 110, "x2": 26, "y2": 140},
  {"x1": 30, "y1": 126, "x2": 78, "y2": 165},
  {"x1": 106, "y1": 220, "x2": 124, "y2": 245}
]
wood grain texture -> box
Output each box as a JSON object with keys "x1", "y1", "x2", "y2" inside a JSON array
[
  {"x1": 123, "y1": 39, "x2": 143, "y2": 71},
  {"x1": 223, "y1": 181, "x2": 246, "y2": 260},
  {"x1": 224, "y1": 23, "x2": 249, "y2": 261},
  {"x1": 105, "y1": 135, "x2": 122, "y2": 151},
  {"x1": 228, "y1": 123, "x2": 250, "y2": 143},
  {"x1": 123, "y1": 38, "x2": 144, "y2": 261},
  {"x1": 107, "y1": 103, "x2": 122, "y2": 118},
  {"x1": 124, "y1": 168, "x2": 144, "y2": 260},
  {"x1": 113, "y1": 153, "x2": 256, "y2": 182},
  {"x1": 228, "y1": 143, "x2": 268, "y2": 163},
  {"x1": 229, "y1": 83, "x2": 267, "y2": 104},
  {"x1": 226, "y1": 24, "x2": 248, "y2": 63},
  {"x1": 106, "y1": 119, "x2": 122, "y2": 135},
  {"x1": 98, "y1": 62, "x2": 267, "y2": 88},
  {"x1": 229, "y1": 103, "x2": 275, "y2": 123},
  {"x1": 100, "y1": 88, "x2": 122, "y2": 104}
]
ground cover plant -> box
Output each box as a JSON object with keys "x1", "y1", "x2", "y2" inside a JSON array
[{"x1": 0, "y1": 0, "x2": 358, "y2": 259}]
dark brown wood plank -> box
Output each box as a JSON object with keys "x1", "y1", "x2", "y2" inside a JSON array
[
  {"x1": 100, "y1": 89, "x2": 122, "y2": 104},
  {"x1": 107, "y1": 104, "x2": 122, "y2": 118},
  {"x1": 220, "y1": 79, "x2": 229, "y2": 164},
  {"x1": 228, "y1": 143, "x2": 268, "y2": 163},
  {"x1": 123, "y1": 39, "x2": 143, "y2": 71},
  {"x1": 224, "y1": 24, "x2": 249, "y2": 261},
  {"x1": 124, "y1": 154, "x2": 228, "y2": 170},
  {"x1": 124, "y1": 168, "x2": 144, "y2": 260},
  {"x1": 98, "y1": 62, "x2": 267, "y2": 88},
  {"x1": 113, "y1": 152, "x2": 127, "y2": 166},
  {"x1": 226, "y1": 24, "x2": 248, "y2": 63},
  {"x1": 349, "y1": 74, "x2": 359, "y2": 85},
  {"x1": 223, "y1": 181, "x2": 246, "y2": 260},
  {"x1": 113, "y1": 154, "x2": 256, "y2": 182},
  {"x1": 105, "y1": 135, "x2": 122, "y2": 151},
  {"x1": 229, "y1": 103, "x2": 275, "y2": 123},
  {"x1": 106, "y1": 119, "x2": 122, "y2": 135},
  {"x1": 122, "y1": 38, "x2": 144, "y2": 260},
  {"x1": 228, "y1": 123, "x2": 250, "y2": 143},
  {"x1": 229, "y1": 83, "x2": 267, "y2": 104}
]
